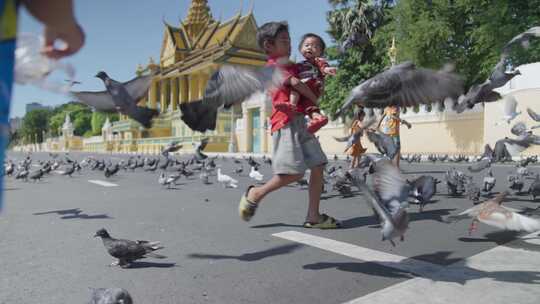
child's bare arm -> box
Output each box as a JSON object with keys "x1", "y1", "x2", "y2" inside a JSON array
[
  {"x1": 289, "y1": 77, "x2": 318, "y2": 104},
  {"x1": 323, "y1": 66, "x2": 337, "y2": 76}
]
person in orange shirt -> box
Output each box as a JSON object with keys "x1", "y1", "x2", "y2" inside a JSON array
[
  {"x1": 376, "y1": 105, "x2": 411, "y2": 168},
  {"x1": 346, "y1": 109, "x2": 367, "y2": 169}
]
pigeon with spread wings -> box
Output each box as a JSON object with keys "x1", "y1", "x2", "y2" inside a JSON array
[
  {"x1": 71, "y1": 71, "x2": 158, "y2": 128},
  {"x1": 180, "y1": 65, "x2": 283, "y2": 132},
  {"x1": 335, "y1": 61, "x2": 463, "y2": 117},
  {"x1": 349, "y1": 160, "x2": 410, "y2": 246}
]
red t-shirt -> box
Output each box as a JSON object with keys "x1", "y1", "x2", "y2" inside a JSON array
[{"x1": 267, "y1": 56, "x2": 300, "y2": 133}]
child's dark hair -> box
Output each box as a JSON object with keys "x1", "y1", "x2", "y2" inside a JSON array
[
  {"x1": 356, "y1": 108, "x2": 365, "y2": 118},
  {"x1": 298, "y1": 33, "x2": 326, "y2": 54},
  {"x1": 256, "y1": 21, "x2": 289, "y2": 50}
]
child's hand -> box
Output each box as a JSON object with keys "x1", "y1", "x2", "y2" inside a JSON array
[{"x1": 323, "y1": 67, "x2": 337, "y2": 76}]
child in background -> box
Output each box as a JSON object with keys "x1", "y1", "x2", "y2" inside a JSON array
[
  {"x1": 288, "y1": 33, "x2": 336, "y2": 134},
  {"x1": 347, "y1": 108, "x2": 367, "y2": 169}
]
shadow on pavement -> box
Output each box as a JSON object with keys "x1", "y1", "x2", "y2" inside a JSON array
[
  {"x1": 187, "y1": 244, "x2": 303, "y2": 262},
  {"x1": 33, "y1": 208, "x2": 112, "y2": 220}
]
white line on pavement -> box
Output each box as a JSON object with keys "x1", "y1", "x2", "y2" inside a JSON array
[
  {"x1": 272, "y1": 231, "x2": 442, "y2": 277},
  {"x1": 273, "y1": 231, "x2": 540, "y2": 304},
  {"x1": 88, "y1": 180, "x2": 118, "y2": 187}
]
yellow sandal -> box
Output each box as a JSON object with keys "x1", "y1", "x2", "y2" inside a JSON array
[{"x1": 303, "y1": 214, "x2": 342, "y2": 229}]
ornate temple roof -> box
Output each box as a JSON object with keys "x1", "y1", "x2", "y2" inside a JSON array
[{"x1": 158, "y1": 0, "x2": 265, "y2": 76}]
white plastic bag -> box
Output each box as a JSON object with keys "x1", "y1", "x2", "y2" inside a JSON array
[{"x1": 14, "y1": 33, "x2": 76, "y2": 94}]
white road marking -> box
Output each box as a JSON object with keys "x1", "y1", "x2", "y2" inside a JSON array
[
  {"x1": 273, "y1": 231, "x2": 540, "y2": 304},
  {"x1": 88, "y1": 180, "x2": 118, "y2": 187},
  {"x1": 272, "y1": 231, "x2": 442, "y2": 276}
]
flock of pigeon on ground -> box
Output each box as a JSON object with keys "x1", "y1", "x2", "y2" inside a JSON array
[{"x1": 7, "y1": 141, "x2": 540, "y2": 302}]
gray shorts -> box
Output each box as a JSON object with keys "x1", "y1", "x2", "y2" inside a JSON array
[{"x1": 272, "y1": 115, "x2": 327, "y2": 175}]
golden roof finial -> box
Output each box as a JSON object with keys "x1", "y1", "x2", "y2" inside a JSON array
[
  {"x1": 388, "y1": 36, "x2": 398, "y2": 66},
  {"x1": 184, "y1": 0, "x2": 214, "y2": 39}
]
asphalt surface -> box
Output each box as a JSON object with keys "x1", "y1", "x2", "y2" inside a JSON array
[{"x1": 1, "y1": 152, "x2": 540, "y2": 304}]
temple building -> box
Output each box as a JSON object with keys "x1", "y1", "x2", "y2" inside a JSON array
[{"x1": 104, "y1": 0, "x2": 268, "y2": 154}]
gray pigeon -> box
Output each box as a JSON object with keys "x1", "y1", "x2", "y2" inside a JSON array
[
  {"x1": 194, "y1": 138, "x2": 209, "y2": 161},
  {"x1": 407, "y1": 175, "x2": 440, "y2": 212},
  {"x1": 72, "y1": 71, "x2": 159, "y2": 128},
  {"x1": 335, "y1": 61, "x2": 463, "y2": 117},
  {"x1": 162, "y1": 141, "x2": 182, "y2": 158},
  {"x1": 528, "y1": 174, "x2": 540, "y2": 201},
  {"x1": 482, "y1": 170, "x2": 496, "y2": 193},
  {"x1": 493, "y1": 138, "x2": 514, "y2": 162},
  {"x1": 526, "y1": 108, "x2": 540, "y2": 129},
  {"x1": 467, "y1": 158, "x2": 491, "y2": 173},
  {"x1": 510, "y1": 122, "x2": 529, "y2": 137},
  {"x1": 88, "y1": 287, "x2": 133, "y2": 304},
  {"x1": 180, "y1": 65, "x2": 282, "y2": 132},
  {"x1": 94, "y1": 228, "x2": 166, "y2": 267},
  {"x1": 366, "y1": 130, "x2": 398, "y2": 159},
  {"x1": 349, "y1": 160, "x2": 410, "y2": 246},
  {"x1": 502, "y1": 26, "x2": 540, "y2": 54}
]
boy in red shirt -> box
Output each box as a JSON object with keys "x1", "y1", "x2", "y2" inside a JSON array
[
  {"x1": 289, "y1": 33, "x2": 336, "y2": 133},
  {"x1": 238, "y1": 21, "x2": 341, "y2": 229}
]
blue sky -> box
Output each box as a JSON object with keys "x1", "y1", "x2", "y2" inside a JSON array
[{"x1": 11, "y1": 0, "x2": 334, "y2": 118}]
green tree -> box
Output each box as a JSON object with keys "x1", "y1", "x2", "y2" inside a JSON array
[
  {"x1": 90, "y1": 112, "x2": 119, "y2": 136},
  {"x1": 21, "y1": 109, "x2": 51, "y2": 143},
  {"x1": 321, "y1": 0, "x2": 394, "y2": 116},
  {"x1": 47, "y1": 102, "x2": 93, "y2": 136},
  {"x1": 380, "y1": 0, "x2": 540, "y2": 87}
]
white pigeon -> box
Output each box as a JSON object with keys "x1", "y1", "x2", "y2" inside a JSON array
[
  {"x1": 249, "y1": 166, "x2": 264, "y2": 182},
  {"x1": 496, "y1": 95, "x2": 521, "y2": 125},
  {"x1": 217, "y1": 168, "x2": 238, "y2": 188}
]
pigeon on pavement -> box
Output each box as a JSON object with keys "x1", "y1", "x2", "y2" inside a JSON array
[
  {"x1": 88, "y1": 287, "x2": 133, "y2": 304},
  {"x1": 217, "y1": 168, "x2": 238, "y2": 188},
  {"x1": 407, "y1": 175, "x2": 440, "y2": 212},
  {"x1": 249, "y1": 166, "x2": 264, "y2": 182},
  {"x1": 71, "y1": 71, "x2": 159, "y2": 128},
  {"x1": 94, "y1": 228, "x2": 166, "y2": 267}
]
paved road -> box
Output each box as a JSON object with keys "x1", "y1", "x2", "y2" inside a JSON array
[{"x1": 1, "y1": 152, "x2": 540, "y2": 303}]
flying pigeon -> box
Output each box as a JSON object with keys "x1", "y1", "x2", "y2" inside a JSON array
[
  {"x1": 447, "y1": 192, "x2": 540, "y2": 234},
  {"x1": 194, "y1": 138, "x2": 209, "y2": 161},
  {"x1": 495, "y1": 95, "x2": 521, "y2": 125},
  {"x1": 71, "y1": 71, "x2": 159, "y2": 128},
  {"x1": 366, "y1": 130, "x2": 398, "y2": 159},
  {"x1": 335, "y1": 61, "x2": 463, "y2": 117},
  {"x1": 349, "y1": 160, "x2": 410, "y2": 246},
  {"x1": 162, "y1": 141, "x2": 182, "y2": 158},
  {"x1": 217, "y1": 168, "x2": 238, "y2": 188},
  {"x1": 94, "y1": 228, "x2": 166, "y2": 267},
  {"x1": 510, "y1": 122, "x2": 529, "y2": 137},
  {"x1": 502, "y1": 26, "x2": 540, "y2": 54},
  {"x1": 526, "y1": 108, "x2": 540, "y2": 129},
  {"x1": 180, "y1": 65, "x2": 283, "y2": 132},
  {"x1": 88, "y1": 287, "x2": 133, "y2": 304}
]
